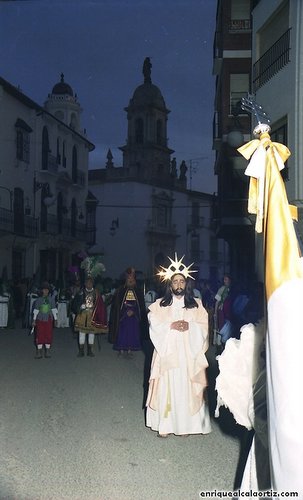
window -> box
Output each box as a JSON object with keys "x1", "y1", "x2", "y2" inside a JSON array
[
  {"x1": 157, "y1": 204, "x2": 169, "y2": 227},
  {"x1": 230, "y1": 74, "x2": 249, "y2": 115},
  {"x1": 152, "y1": 192, "x2": 173, "y2": 229},
  {"x1": 253, "y1": 3, "x2": 290, "y2": 90},
  {"x1": 230, "y1": 0, "x2": 251, "y2": 31},
  {"x1": 257, "y1": 1, "x2": 289, "y2": 57},
  {"x1": 16, "y1": 130, "x2": 30, "y2": 162},
  {"x1": 15, "y1": 118, "x2": 32, "y2": 163},
  {"x1": 231, "y1": 0, "x2": 250, "y2": 19},
  {"x1": 191, "y1": 202, "x2": 200, "y2": 226}
]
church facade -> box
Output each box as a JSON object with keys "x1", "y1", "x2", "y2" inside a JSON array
[{"x1": 88, "y1": 59, "x2": 228, "y2": 284}]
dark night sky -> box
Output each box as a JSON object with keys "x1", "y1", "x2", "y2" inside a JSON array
[{"x1": 0, "y1": 0, "x2": 217, "y2": 193}]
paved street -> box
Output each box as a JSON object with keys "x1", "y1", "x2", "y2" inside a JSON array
[{"x1": 0, "y1": 324, "x2": 246, "y2": 500}]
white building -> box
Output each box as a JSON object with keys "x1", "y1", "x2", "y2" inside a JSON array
[
  {"x1": 89, "y1": 59, "x2": 228, "y2": 284},
  {"x1": 252, "y1": 0, "x2": 303, "y2": 236},
  {"x1": 0, "y1": 74, "x2": 94, "y2": 285}
]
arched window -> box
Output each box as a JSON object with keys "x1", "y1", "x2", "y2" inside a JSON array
[
  {"x1": 72, "y1": 146, "x2": 78, "y2": 183},
  {"x1": 42, "y1": 126, "x2": 49, "y2": 170},
  {"x1": 15, "y1": 118, "x2": 31, "y2": 163},
  {"x1": 135, "y1": 118, "x2": 144, "y2": 144}
]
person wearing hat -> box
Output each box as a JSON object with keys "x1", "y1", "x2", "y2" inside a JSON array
[
  {"x1": 72, "y1": 276, "x2": 108, "y2": 357},
  {"x1": 145, "y1": 254, "x2": 211, "y2": 437},
  {"x1": 108, "y1": 267, "x2": 148, "y2": 357},
  {"x1": 32, "y1": 281, "x2": 58, "y2": 359}
]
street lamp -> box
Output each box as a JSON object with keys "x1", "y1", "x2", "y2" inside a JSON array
[
  {"x1": 109, "y1": 218, "x2": 119, "y2": 236},
  {"x1": 33, "y1": 174, "x2": 55, "y2": 216},
  {"x1": 0, "y1": 185, "x2": 13, "y2": 211}
]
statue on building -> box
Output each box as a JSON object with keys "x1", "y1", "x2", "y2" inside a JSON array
[
  {"x1": 143, "y1": 57, "x2": 152, "y2": 84},
  {"x1": 179, "y1": 160, "x2": 188, "y2": 181}
]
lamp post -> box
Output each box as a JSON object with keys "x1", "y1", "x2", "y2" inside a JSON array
[
  {"x1": 109, "y1": 218, "x2": 119, "y2": 236},
  {"x1": 0, "y1": 185, "x2": 13, "y2": 211},
  {"x1": 33, "y1": 173, "x2": 51, "y2": 217}
]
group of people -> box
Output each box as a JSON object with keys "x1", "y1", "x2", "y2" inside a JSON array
[
  {"x1": 31, "y1": 276, "x2": 108, "y2": 359},
  {"x1": 212, "y1": 275, "x2": 264, "y2": 352},
  {"x1": 30, "y1": 255, "x2": 263, "y2": 438}
]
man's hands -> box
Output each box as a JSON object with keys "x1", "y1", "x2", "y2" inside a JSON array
[{"x1": 170, "y1": 320, "x2": 189, "y2": 332}]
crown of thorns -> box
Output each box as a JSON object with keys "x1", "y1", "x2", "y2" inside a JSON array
[{"x1": 157, "y1": 253, "x2": 196, "y2": 282}]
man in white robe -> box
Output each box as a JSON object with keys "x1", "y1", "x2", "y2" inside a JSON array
[{"x1": 146, "y1": 270, "x2": 211, "y2": 437}]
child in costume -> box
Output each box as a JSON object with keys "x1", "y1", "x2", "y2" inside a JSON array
[{"x1": 32, "y1": 282, "x2": 58, "y2": 359}]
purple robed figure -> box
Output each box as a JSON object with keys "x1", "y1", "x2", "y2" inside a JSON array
[
  {"x1": 114, "y1": 289, "x2": 142, "y2": 352},
  {"x1": 109, "y1": 267, "x2": 149, "y2": 358}
]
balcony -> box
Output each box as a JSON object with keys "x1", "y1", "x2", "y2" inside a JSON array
[
  {"x1": 253, "y1": 29, "x2": 291, "y2": 91},
  {"x1": 40, "y1": 214, "x2": 87, "y2": 241},
  {"x1": 228, "y1": 19, "x2": 251, "y2": 33},
  {"x1": 22, "y1": 215, "x2": 38, "y2": 238},
  {"x1": 42, "y1": 153, "x2": 59, "y2": 174},
  {"x1": 146, "y1": 219, "x2": 177, "y2": 235},
  {"x1": 0, "y1": 205, "x2": 39, "y2": 239},
  {"x1": 0, "y1": 208, "x2": 13, "y2": 235}
]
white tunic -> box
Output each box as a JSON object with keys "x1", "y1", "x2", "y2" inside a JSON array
[{"x1": 146, "y1": 296, "x2": 211, "y2": 435}]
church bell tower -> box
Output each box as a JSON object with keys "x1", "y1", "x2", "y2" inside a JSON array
[
  {"x1": 120, "y1": 58, "x2": 174, "y2": 183},
  {"x1": 44, "y1": 73, "x2": 82, "y2": 132}
]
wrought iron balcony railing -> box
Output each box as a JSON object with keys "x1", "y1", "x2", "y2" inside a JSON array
[
  {"x1": 253, "y1": 28, "x2": 291, "y2": 91},
  {"x1": 228, "y1": 19, "x2": 251, "y2": 32}
]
